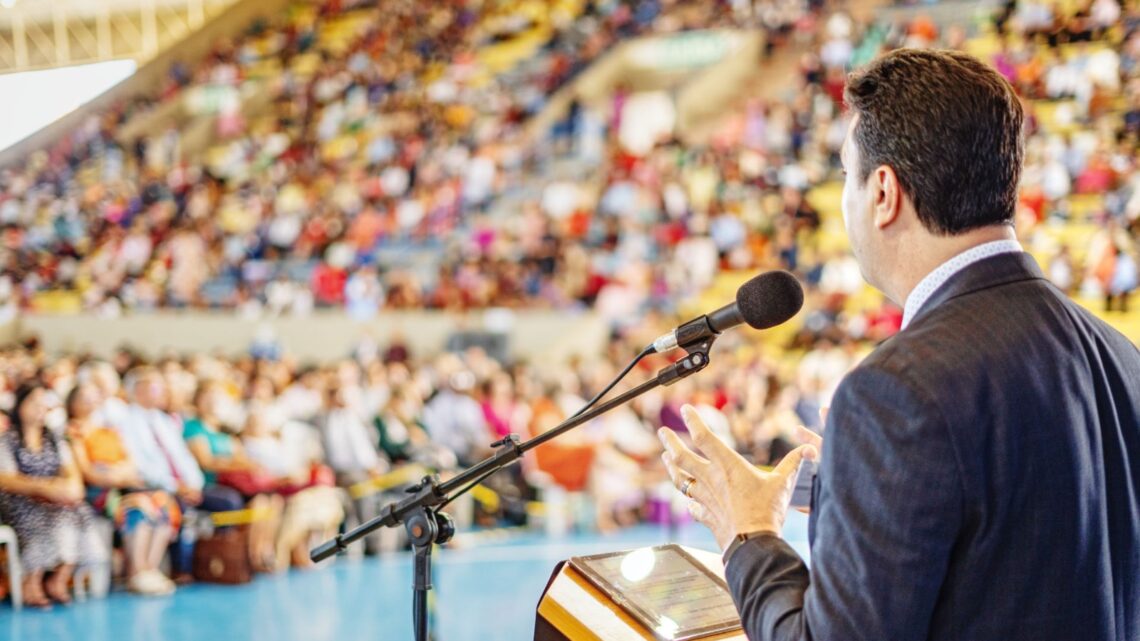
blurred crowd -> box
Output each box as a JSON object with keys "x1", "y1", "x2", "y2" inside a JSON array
[
  {"x1": 536, "y1": 7, "x2": 904, "y2": 337},
  {"x1": 0, "y1": 317, "x2": 856, "y2": 603},
  {"x1": 985, "y1": 0, "x2": 1140, "y2": 311},
  {"x1": 0, "y1": 0, "x2": 821, "y2": 318},
  {"x1": 855, "y1": 0, "x2": 1140, "y2": 312},
  {"x1": 0, "y1": 0, "x2": 1136, "y2": 317}
]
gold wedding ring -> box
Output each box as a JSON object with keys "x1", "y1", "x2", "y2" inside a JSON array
[{"x1": 680, "y1": 477, "x2": 697, "y2": 498}]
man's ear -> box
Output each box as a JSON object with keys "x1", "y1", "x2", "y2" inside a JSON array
[{"x1": 870, "y1": 165, "x2": 903, "y2": 230}]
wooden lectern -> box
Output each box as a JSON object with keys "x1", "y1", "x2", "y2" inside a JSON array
[{"x1": 534, "y1": 546, "x2": 746, "y2": 641}]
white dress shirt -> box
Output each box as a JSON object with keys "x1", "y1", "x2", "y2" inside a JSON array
[
  {"x1": 321, "y1": 408, "x2": 383, "y2": 474},
  {"x1": 113, "y1": 405, "x2": 205, "y2": 492},
  {"x1": 422, "y1": 390, "x2": 488, "y2": 461},
  {"x1": 902, "y1": 240, "x2": 1024, "y2": 330}
]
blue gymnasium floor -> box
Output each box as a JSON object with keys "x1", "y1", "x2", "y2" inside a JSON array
[{"x1": 1, "y1": 513, "x2": 810, "y2": 641}]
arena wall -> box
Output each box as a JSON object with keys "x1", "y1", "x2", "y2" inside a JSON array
[{"x1": 7, "y1": 309, "x2": 610, "y2": 364}]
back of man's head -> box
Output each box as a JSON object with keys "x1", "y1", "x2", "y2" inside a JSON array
[{"x1": 844, "y1": 48, "x2": 1024, "y2": 236}]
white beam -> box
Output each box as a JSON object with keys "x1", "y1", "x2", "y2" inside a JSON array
[
  {"x1": 52, "y1": 2, "x2": 69, "y2": 65},
  {"x1": 11, "y1": 10, "x2": 26, "y2": 69}
]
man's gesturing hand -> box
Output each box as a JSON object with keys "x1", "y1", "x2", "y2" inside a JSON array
[{"x1": 658, "y1": 404, "x2": 818, "y2": 551}]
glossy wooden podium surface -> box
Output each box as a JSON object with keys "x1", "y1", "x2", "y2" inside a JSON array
[{"x1": 534, "y1": 546, "x2": 745, "y2": 641}]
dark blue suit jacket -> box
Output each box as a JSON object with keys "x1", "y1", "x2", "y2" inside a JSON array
[{"x1": 725, "y1": 253, "x2": 1140, "y2": 641}]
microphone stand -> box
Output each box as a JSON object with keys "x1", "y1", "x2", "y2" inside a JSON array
[{"x1": 311, "y1": 336, "x2": 718, "y2": 641}]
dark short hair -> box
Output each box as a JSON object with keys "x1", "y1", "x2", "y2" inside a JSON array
[{"x1": 844, "y1": 48, "x2": 1024, "y2": 235}]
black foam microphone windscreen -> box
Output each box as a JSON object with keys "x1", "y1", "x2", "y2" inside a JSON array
[{"x1": 735, "y1": 270, "x2": 805, "y2": 330}]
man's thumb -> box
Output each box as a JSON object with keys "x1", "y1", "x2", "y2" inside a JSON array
[{"x1": 773, "y1": 443, "x2": 818, "y2": 483}]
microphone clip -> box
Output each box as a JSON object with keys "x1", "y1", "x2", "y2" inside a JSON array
[
  {"x1": 656, "y1": 336, "x2": 716, "y2": 387},
  {"x1": 651, "y1": 315, "x2": 721, "y2": 354}
]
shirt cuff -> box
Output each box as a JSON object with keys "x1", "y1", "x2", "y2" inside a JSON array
[{"x1": 722, "y1": 530, "x2": 781, "y2": 565}]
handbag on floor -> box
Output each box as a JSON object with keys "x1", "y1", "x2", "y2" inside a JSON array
[{"x1": 192, "y1": 525, "x2": 252, "y2": 584}]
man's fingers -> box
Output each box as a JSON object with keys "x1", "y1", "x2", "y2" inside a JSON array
[
  {"x1": 659, "y1": 450, "x2": 688, "y2": 488},
  {"x1": 680, "y1": 404, "x2": 739, "y2": 465},
  {"x1": 659, "y1": 429, "x2": 713, "y2": 493},
  {"x1": 687, "y1": 499, "x2": 713, "y2": 527},
  {"x1": 659, "y1": 426, "x2": 710, "y2": 470},
  {"x1": 772, "y1": 444, "x2": 818, "y2": 487},
  {"x1": 795, "y1": 425, "x2": 823, "y2": 449}
]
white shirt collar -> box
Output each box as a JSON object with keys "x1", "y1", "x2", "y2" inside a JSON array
[{"x1": 901, "y1": 239, "x2": 1024, "y2": 329}]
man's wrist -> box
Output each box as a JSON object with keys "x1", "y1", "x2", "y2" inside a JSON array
[{"x1": 722, "y1": 529, "x2": 780, "y2": 565}]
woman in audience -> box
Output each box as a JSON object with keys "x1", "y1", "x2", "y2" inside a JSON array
[
  {"x1": 79, "y1": 361, "x2": 131, "y2": 428},
  {"x1": 183, "y1": 381, "x2": 283, "y2": 573},
  {"x1": 525, "y1": 383, "x2": 596, "y2": 499},
  {"x1": 0, "y1": 384, "x2": 107, "y2": 607},
  {"x1": 67, "y1": 382, "x2": 181, "y2": 596},
  {"x1": 375, "y1": 383, "x2": 457, "y2": 470},
  {"x1": 480, "y1": 372, "x2": 526, "y2": 440},
  {"x1": 242, "y1": 409, "x2": 342, "y2": 570}
]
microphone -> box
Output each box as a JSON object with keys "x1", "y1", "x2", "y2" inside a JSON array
[{"x1": 651, "y1": 270, "x2": 804, "y2": 353}]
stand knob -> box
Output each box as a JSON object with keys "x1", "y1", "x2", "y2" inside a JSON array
[{"x1": 435, "y1": 512, "x2": 456, "y2": 545}]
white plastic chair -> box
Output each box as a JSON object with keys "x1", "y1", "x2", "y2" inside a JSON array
[{"x1": 0, "y1": 524, "x2": 22, "y2": 609}]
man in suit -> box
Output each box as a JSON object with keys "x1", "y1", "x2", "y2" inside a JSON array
[{"x1": 659, "y1": 48, "x2": 1140, "y2": 640}]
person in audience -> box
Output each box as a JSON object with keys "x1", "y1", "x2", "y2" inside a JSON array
[
  {"x1": 479, "y1": 372, "x2": 526, "y2": 440},
  {"x1": 115, "y1": 368, "x2": 241, "y2": 579},
  {"x1": 525, "y1": 382, "x2": 596, "y2": 500},
  {"x1": 422, "y1": 367, "x2": 491, "y2": 467},
  {"x1": 278, "y1": 366, "x2": 325, "y2": 423},
  {"x1": 375, "y1": 383, "x2": 457, "y2": 471},
  {"x1": 245, "y1": 375, "x2": 288, "y2": 432},
  {"x1": 242, "y1": 408, "x2": 342, "y2": 570},
  {"x1": 317, "y1": 384, "x2": 390, "y2": 555},
  {"x1": 115, "y1": 369, "x2": 213, "y2": 502},
  {"x1": 0, "y1": 384, "x2": 107, "y2": 607},
  {"x1": 67, "y1": 382, "x2": 181, "y2": 596},
  {"x1": 183, "y1": 381, "x2": 283, "y2": 573},
  {"x1": 80, "y1": 361, "x2": 131, "y2": 428},
  {"x1": 360, "y1": 361, "x2": 391, "y2": 419},
  {"x1": 1109, "y1": 235, "x2": 1139, "y2": 312}
]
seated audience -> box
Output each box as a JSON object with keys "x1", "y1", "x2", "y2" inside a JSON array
[
  {"x1": 0, "y1": 384, "x2": 108, "y2": 607},
  {"x1": 317, "y1": 385, "x2": 390, "y2": 555},
  {"x1": 114, "y1": 368, "x2": 242, "y2": 578},
  {"x1": 183, "y1": 381, "x2": 283, "y2": 573},
  {"x1": 67, "y1": 382, "x2": 181, "y2": 595},
  {"x1": 375, "y1": 383, "x2": 457, "y2": 471},
  {"x1": 242, "y1": 409, "x2": 342, "y2": 570},
  {"x1": 422, "y1": 368, "x2": 492, "y2": 467}
]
